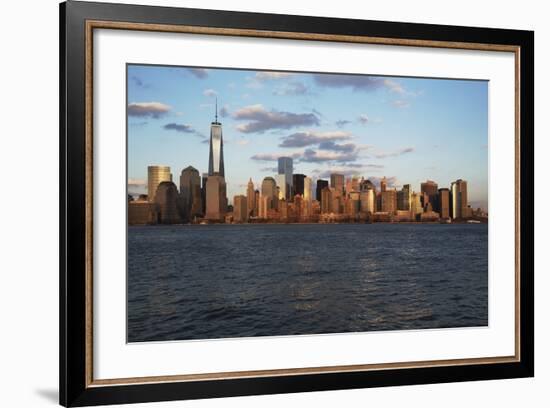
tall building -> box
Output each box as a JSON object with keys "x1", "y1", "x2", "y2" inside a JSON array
[
  {"x1": 205, "y1": 175, "x2": 227, "y2": 221},
  {"x1": 147, "y1": 165, "x2": 171, "y2": 203},
  {"x1": 380, "y1": 176, "x2": 387, "y2": 192},
  {"x1": 261, "y1": 177, "x2": 278, "y2": 209},
  {"x1": 316, "y1": 179, "x2": 328, "y2": 201},
  {"x1": 155, "y1": 181, "x2": 180, "y2": 224},
  {"x1": 411, "y1": 192, "x2": 423, "y2": 217},
  {"x1": 321, "y1": 186, "x2": 333, "y2": 214},
  {"x1": 421, "y1": 180, "x2": 439, "y2": 210},
  {"x1": 380, "y1": 189, "x2": 397, "y2": 214},
  {"x1": 360, "y1": 189, "x2": 375, "y2": 213},
  {"x1": 397, "y1": 184, "x2": 412, "y2": 211},
  {"x1": 233, "y1": 195, "x2": 248, "y2": 222},
  {"x1": 275, "y1": 174, "x2": 288, "y2": 200},
  {"x1": 179, "y1": 166, "x2": 201, "y2": 221},
  {"x1": 330, "y1": 173, "x2": 345, "y2": 196},
  {"x1": 246, "y1": 178, "x2": 256, "y2": 217},
  {"x1": 277, "y1": 157, "x2": 293, "y2": 199},
  {"x1": 439, "y1": 188, "x2": 450, "y2": 219},
  {"x1": 451, "y1": 179, "x2": 468, "y2": 219},
  {"x1": 303, "y1": 177, "x2": 312, "y2": 217},
  {"x1": 208, "y1": 100, "x2": 225, "y2": 177},
  {"x1": 201, "y1": 172, "x2": 208, "y2": 214},
  {"x1": 292, "y1": 174, "x2": 306, "y2": 197}
]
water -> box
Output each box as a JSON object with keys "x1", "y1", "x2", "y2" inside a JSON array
[{"x1": 127, "y1": 223, "x2": 488, "y2": 342}]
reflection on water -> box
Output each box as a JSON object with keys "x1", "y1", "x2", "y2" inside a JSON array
[{"x1": 128, "y1": 223, "x2": 488, "y2": 342}]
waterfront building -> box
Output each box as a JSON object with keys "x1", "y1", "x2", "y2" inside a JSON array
[
  {"x1": 179, "y1": 166, "x2": 201, "y2": 221},
  {"x1": 303, "y1": 176, "x2": 312, "y2": 216},
  {"x1": 292, "y1": 174, "x2": 306, "y2": 197},
  {"x1": 380, "y1": 176, "x2": 388, "y2": 192},
  {"x1": 316, "y1": 179, "x2": 329, "y2": 201},
  {"x1": 359, "y1": 189, "x2": 375, "y2": 213},
  {"x1": 278, "y1": 199, "x2": 289, "y2": 220},
  {"x1": 246, "y1": 178, "x2": 256, "y2": 217},
  {"x1": 321, "y1": 186, "x2": 332, "y2": 214},
  {"x1": 258, "y1": 195, "x2": 271, "y2": 219},
  {"x1": 261, "y1": 177, "x2": 278, "y2": 209},
  {"x1": 411, "y1": 192, "x2": 423, "y2": 219},
  {"x1": 155, "y1": 181, "x2": 180, "y2": 224},
  {"x1": 147, "y1": 165, "x2": 171, "y2": 203},
  {"x1": 254, "y1": 190, "x2": 260, "y2": 216},
  {"x1": 128, "y1": 201, "x2": 158, "y2": 225},
  {"x1": 395, "y1": 210, "x2": 413, "y2": 222},
  {"x1": 421, "y1": 210, "x2": 440, "y2": 222},
  {"x1": 347, "y1": 191, "x2": 360, "y2": 216},
  {"x1": 439, "y1": 188, "x2": 451, "y2": 219},
  {"x1": 380, "y1": 189, "x2": 397, "y2": 214},
  {"x1": 397, "y1": 184, "x2": 412, "y2": 211},
  {"x1": 277, "y1": 157, "x2": 293, "y2": 199},
  {"x1": 451, "y1": 179, "x2": 469, "y2": 219},
  {"x1": 275, "y1": 174, "x2": 288, "y2": 200},
  {"x1": 233, "y1": 195, "x2": 248, "y2": 223},
  {"x1": 208, "y1": 101, "x2": 225, "y2": 177},
  {"x1": 205, "y1": 175, "x2": 227, "y2": 221},
  {"x1": 359, "y1": 178, "x2": 376, "y2": 192},
  {"x1": 421, "y1": 180, "x2": 439, "y2": 211},
  {"x1": 330, "y1": 173, "x2": 345, "y2": 197},
  {"x1": 201, "y1": 172, "x2": 208, "y2": 214}
]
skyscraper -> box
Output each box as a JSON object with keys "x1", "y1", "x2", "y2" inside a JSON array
[
  {"x1": 179, "y1": 166, "x2": 201, "y2": 221},
  {"x1": 275, "y1": 174, "x2": 288, "y2": 200},
  {"x1": 397, "y1": 184, "x2": 412, "y2": 211},
  {"x1": 147, "y1": 165, "x2": 171, "y2": 203},
  {"x1": 233, "y1": 195, "x2": 248, "y2": 223},
  {"x1": 421, "y1": 180, "x2": 439, "y2": 210},
  {"x1": 277, "y1": 157, "x2": 293, "y2": 199},
  {"x1": 380, "y1": 176, "x2": 387, "y2": 193},
  {"x1": 439, "y1": 188, "x2": 450, "y2": 219},
  {"x1": 451, "y1": 179, "x2": 468, "y2": 219},
  {"x1": 205, "y1": 175, "x2": 227, "y2": 221},
  {"x1": 261, "y1": 177, "x2": 277, "y2": 209},
  {"x1": 330, "y1": 173, "x2": 345, "y2": 196},
  {"x1": 246, "y1": 178, "x2": 255, "y2": 217},
  {"x1": 155, "y1": 181, "x2": 180, "y2": 224},
  {"x1": 208, "y1": 100, "x2": 225, "y2": 177},
  {"x1": 292, "y1": 174, "x2": 306, "y2": 197},
  {"x1": 316, "y1": 179, "x2": 328, "y2": 201}
]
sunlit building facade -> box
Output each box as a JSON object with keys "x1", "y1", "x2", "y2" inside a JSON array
[{"x1": 147, "y1": 165, "x2": 171, "y2": 203}]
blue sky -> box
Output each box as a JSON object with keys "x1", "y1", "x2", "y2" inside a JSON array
[{"x1": 127, "y1": 64, "x2": 488, "y2": 210}]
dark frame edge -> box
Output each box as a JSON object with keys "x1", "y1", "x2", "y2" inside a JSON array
[
  {"x1": 60, "y1": 1, "x2": 534, "y2": 406},
  {"x1": 59, "y1": 1, "x2": 67, "y2": 406}
]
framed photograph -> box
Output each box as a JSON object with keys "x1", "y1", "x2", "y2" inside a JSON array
[{"x1": 60, "y1": 1, "x2": 534, "y2": 406}]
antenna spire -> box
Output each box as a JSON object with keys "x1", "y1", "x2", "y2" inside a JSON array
[{"x1": 215, "y1": 97, "x2": 218, "y2": 122}]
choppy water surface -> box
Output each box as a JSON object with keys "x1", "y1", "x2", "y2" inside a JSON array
[{"x1": 127, "y1": 223, "x2": 488, "y2": 342}]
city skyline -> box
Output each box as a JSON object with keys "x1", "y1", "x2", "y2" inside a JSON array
[{"x1": 127, "y1": 64, "x2": 488, "y2": 211}]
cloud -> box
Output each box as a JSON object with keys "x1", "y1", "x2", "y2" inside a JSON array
[
  {"x1": 359, "y1": 114, "x2": 369, "y2": 124},
  {"x1": 219, "y1": 105, "x2": 230, "y2": 118},
  {"x1": 163, "y1": 123, "x2": 204, "y2": 138},
  {"x1": 279, "y1": 130, "x2": 351, "y2": 148},
  {"x1": 374, "y1": 147, "x2": 414, "y2": 158},
  {"x1": 273, "y1": 82, "x2": 310, "y2": 96},
  {"x1": 335, "y1": 119, "x2": 351, "y2": 128},
  {"x1": 251, "y1": 152, "x2": 302, "y2": 161},
  {"x1": 312, "y1": 74, "x2": 385, "y2": 92},
  {"x1": 203, "y1": 89, "x2": 218, "y2": 97},
  {"x1": 301, "y1": 148, "x2": 359, "y2": 163},
  {"x1": 318, "y1": 141, "x2": 357, "y2": 153},
  {"x1": 255, "y1": 71, "x2": 294, "y2": 80},
  {"x1": 188, "y1": 68, "x2": 209, "y2": 79},
  {"x1": 128, "y1": 102, "x2": 171, "y2": 118},
  {"x1": 260, "y1": 166, "x2": 278, "y2": 172},
  {"x1": 392, "y1": 100, "x2": 410, "y2": 108},
  {"x1": 383, "y1": 79, "x2": 406, "y2": 94},
  {"x1": 233, "y1": 104, "x2": 320, "y2": 133}
]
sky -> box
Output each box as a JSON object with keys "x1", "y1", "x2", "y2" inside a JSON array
[{"x1": 127, "y1": 64, "x2": 488, "y2": 210}]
